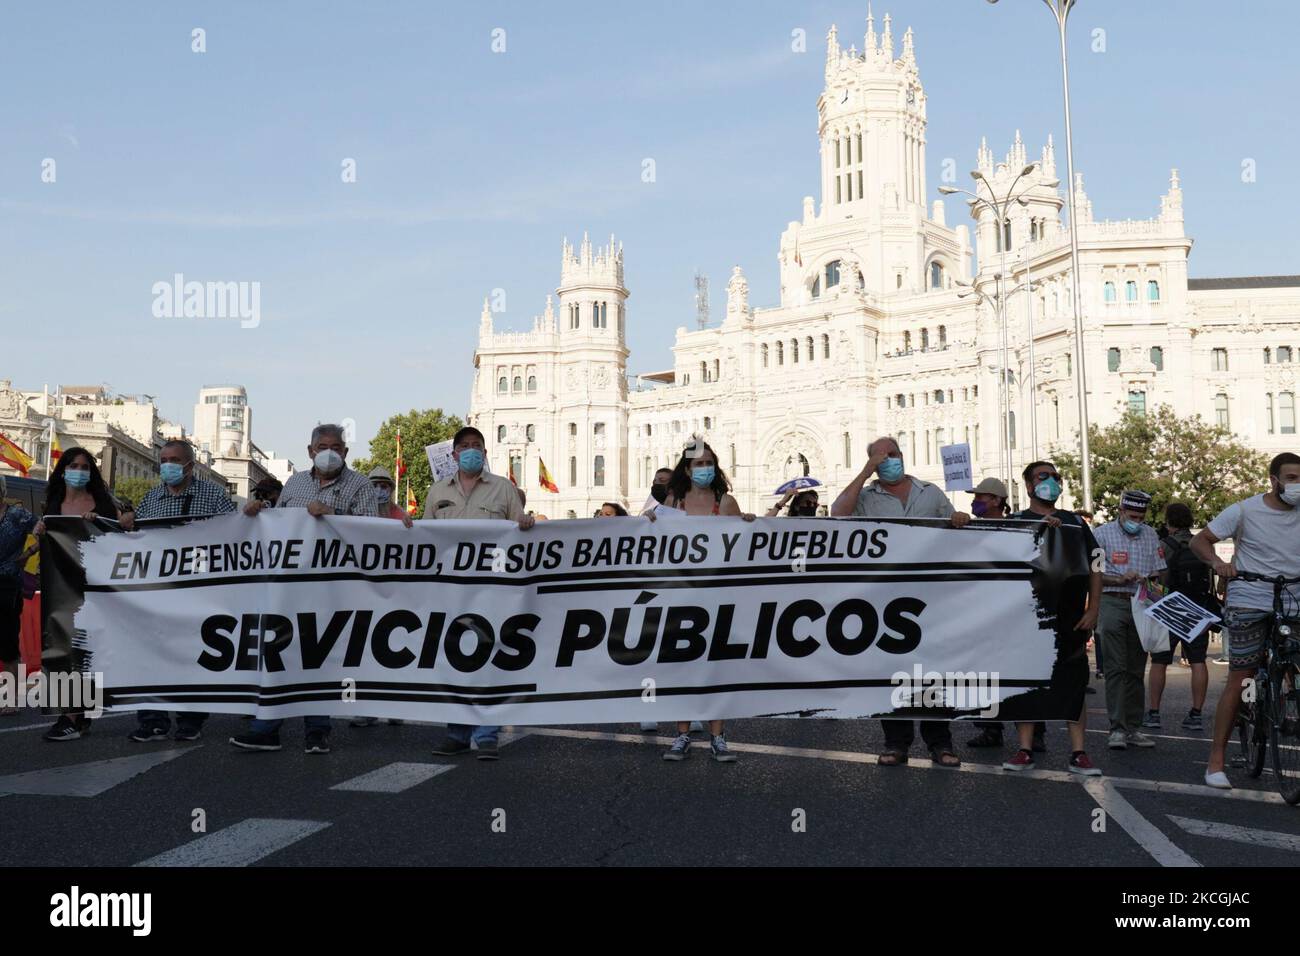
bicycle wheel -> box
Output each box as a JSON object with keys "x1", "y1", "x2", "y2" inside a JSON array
[
  {"x1": 1268, "y1": 667, "x2": 1300, "y2": 804},
  {"x1": 1239, "y1": 698, "x2": 1267, "y2": 778}
]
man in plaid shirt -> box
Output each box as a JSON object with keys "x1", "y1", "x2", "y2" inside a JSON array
[
  {"x1": 1093, "y1": 490, "x2": 1167, "y2": 751},
  {"x1": 233, "y1": 423, "x2": 378, "y2": 755},
  {"x1": 120, "y1": 439, "x2": 235, "y2": 743}
]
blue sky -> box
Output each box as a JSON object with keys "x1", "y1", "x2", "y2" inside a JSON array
[{"x1": 3, "y1": 1, "x2": 1296, "y2": 462}]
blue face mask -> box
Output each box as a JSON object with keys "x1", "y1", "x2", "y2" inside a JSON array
[
  {"x1": 1122, "y1": 518, "x2": 1142, "y2": 535},
  {"x1": 457, "y1": 449, "x2": 484, "y2": 473},
  {"x1": 691, "y1": 466, "x2": 716, "y2": 487},
  {"x1": 1034, "y1": 477, "x2": 1061, "y2": 502},
  {"x1": 160, "y1": 462, "x2": 186, "y2": 486},
  {"x1": 878, "y1": 457, "x2": 905, "y2": 483},
  {"x1": 64, "y1": 468, "x2": 91, "y2": 488}
]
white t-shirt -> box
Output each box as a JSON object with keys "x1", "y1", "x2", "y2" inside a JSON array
[{"x1": 1206, "y1": 494, "x2": 1300, "y2": 611}]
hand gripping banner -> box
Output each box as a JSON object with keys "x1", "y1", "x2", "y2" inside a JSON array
[{"x1": 40, "y1": 511, "x2": 1094, "y2": 724}]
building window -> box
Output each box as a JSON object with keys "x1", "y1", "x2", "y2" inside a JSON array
[
  {"x1": 811, "y1": 276, "x2": 821, "y2": 299},
  {"x1": 921, "y1": 328, "x2": 930, "y2": 350},
  {"x1": 569, "y1": 422, "x2": 577, "y2": 436},
  {"x1": 903, "y1": 331, "x2": 912, "y2": 352},
  {"x1": 1065, "y1": 354, "x2": 1072, "y2": 376},
  {"x1": 1280, "y1": 346, "x2": 1295, "y2": 364},
  {"x1": 1265, "y1": 348, "x2": 1272, "y2": 365},
  {"x1": 790, "y1": 339, "x2": 799, "y2": 363},
  {"x1": 526, "y1": 375, "x2": 537, "y2": 393},
  {"x1": 938, "y1": 325, "x2": 947, "y2": 348},
  {"x1": 703, "y1": 417, "x2": 712, "y2": 430},
  {"x1": 512, "y1": 375, "x2": 523, "y2": 392},
  {"x1": 896, "y1": 273, "x2": 903, "y2": 289},
  {"x1": 569, "y1": 457, "x2": 577, "y2": 485},
  {"x1": 930, "y1": 261, "x2": 943, "y2": 289},
  {"x1": 825, "y1": 260, "x2": 841, "y2": 289},
  {"x1": 1147, "y1": 280, "x2": 1160, "y2": 302},
  {"x1": 834, "y1": 138, "x2": 841, "y2": 169},
  {"x1": 935, "y1": 427, "x2": 946, "y2": 458},
  {"x1": 526, "y1": 424, "x2": 536, "y2": 442},
  {"x1": 1107, "y1": 348, "x2": 1121, "y2": 372},
  {"x1": 1282, "y1": 393, "x2": 1297, "y2": 435},
  {"x1": 822, "y1": 334, "x2": 830, "y2": 359},
  {"x1": 593, "y1": 423, "x2": 605, "y2": 437},
  {"x1": 806, "y1": 337, "x2": 814, "y2": 361},
  {"x1": 1215, "y1": 393, "x2": 1230, "y2": 429},
  {"x1": 497, "y1": 425, "x2": 506, "y2": 442},
  {"x1": 1103, "y1": 281, "x2": 1116, "y2": 304},
  {"x1": 761, "y1": 343, "x2": 769, "y2": 368},
  {"x1": 835, "y1": 177, "x2": 841, "y2": 204},
  {"x1": 925, "y1": 430, "x2": 931, "y2": 465},
  {"x1": 1267, "y1": 393, "x2": 1275, "y2": 434},
  {"x1": 777, "y1": 341, "x2": 784, "y2": 365},
  {"x1": 714, "y1": 358, "x2": 720, "y2": 380},
  {"x1": 1128, "y1": 390, "x2": 1147, "y2": 416},
  {"x1": 497, "y1": 376, "x2": 508, "y2": 393},
  {"x1": 593, "y1": 455, "x2": 605, "y2": 486},
  {"x1": 934, "y1": 389, "x2": 945, "y2": 404},
  {"x1": 644, "y1": 423, "x2": 651, "y2": 436},
  {"x1": 886, "y1": 396, "x2": 892, "y2": 410},
  {"x1": 509, "y1": 454, "x2": 523, "y2": 486},
  {"x1": 1150, "y1": 346, "x2": 1164, "y2": 371},
  {"x1": 1125, "y1": 280, "x2": 1138, "y2": 302},
  {"x1": 895, "y1": 393, "x2": 906, "y2": 407},
  {"x1": 1213, "y1": 348, "x2": 1229, "y2": 371}
]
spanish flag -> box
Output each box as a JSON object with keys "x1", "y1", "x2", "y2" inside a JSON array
[
  {"x1": 0, "y1": 432, "x2": 33, "y2": 477},
  {"x1": 394, "y1": 430, "x2": 407, "y2": 479},
  {"x1": 405, "y1": 479, "x2": 418, "y2": 516},
  {"x1": 50, "y1": 428, "x2": 62, "y2": 466},
  {"x1": 538, "y1": 457, "x2": 559, "y2": 493}
]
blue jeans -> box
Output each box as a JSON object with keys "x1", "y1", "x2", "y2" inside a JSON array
[
  {"x1": 249, "y1": 716, "x2": 332, "y2": 735},
  {"x1": 139, "y1": 709, "x2": 207, "y2": 730},
  {"x1": 447, "y1": 723, "x2": 500, "y2": 746}
]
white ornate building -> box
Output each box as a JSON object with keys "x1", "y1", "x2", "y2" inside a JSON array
[{"x1": 468, "y1": 13, "x2": 1300, "y2": 518}]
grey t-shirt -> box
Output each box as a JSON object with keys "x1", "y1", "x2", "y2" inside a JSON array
[
  {"x1": 853, "y1": 477, "x2": 954, "y2": 519},
  {"x1": 1207, "y1": 494, "x2": 1300, "y2": 611}
]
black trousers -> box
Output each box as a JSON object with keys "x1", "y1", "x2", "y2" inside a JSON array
[
  {"x1": 881, "y1": 718, "x2": 951, "y2": 751},
  {"x1": 970, "y1": 720, "x2": 1048, "y2": 738}
]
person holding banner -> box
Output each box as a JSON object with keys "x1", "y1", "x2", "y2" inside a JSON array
[
  {"x1": 658, "y1": 440, "x2": 753, "y2": 763},
  {"x1": 232, "y1": 424, "x2": 380, "y2": 755},
  {"x1": 1002, "y1": 462, "x2": 1103, "y2": 775},
  {"x1": 1094, "y1": 491, "x2": 1166, "y2": 751},
  {"x1": 1144, "y1": 503, "x2": 1215, "y2": 732},
  {"x1": 36, "y1": 448, "x2": 125, "y2": 741},
  {"x1": 1197, "y1": 452, "x2": 1300, "y2": 789},
  {"x1": 766, "y1": 490, "x2": 819, "y2": 517},
  {"x1": 831, "y1": 436, "x2": 970, "y2": 767},
  {"x1": 124, "y1": 440, "x2": 235, "y2": 743},
  {"x1": 0, "y1": 475, "x2": 39, "y2": 717},
  {"x1": 429, "y1": 426, "x2": 535, "y2": 761}
]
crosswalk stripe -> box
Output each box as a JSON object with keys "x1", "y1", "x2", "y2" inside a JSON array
[
  {"x1": 0, "y1": 747, "x2": 197, "y2": 797},
  {"x1": 1081, "y1": 779, "x2": 1200, "y2": 867},
  {"x1": 331, "y1": 762, "x2": 454, "y2": 792},
  {"x1": 1169, "y1": 815, "x2": 1300, "y2": 852},
  {"x1": 134, "y1": 818, "x2": 330, "y2": 867}
]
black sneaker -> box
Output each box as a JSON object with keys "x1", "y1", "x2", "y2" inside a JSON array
[
  {"x1": 129, "y1": 725, "x2": 170, "y2": 743},
  {"x1": 44, "y1": 716, "x2": 82, "y2": 742},
  {"x1": 663, "y1": 733, "x2": 692, "y2": 761},
  {"x1": 475, "y1": 741, "x2": 499, "y2": 761},
  {"x1": 230, "y1": 731, "x2": 282, "y2": 751},
  {"x1": 304, "y1": 731, "x2": 331, "y2": 754},
  {"x1": 432, "y1": 736, "x2": 472, "y2": 756},
  {"x1": 173, "y1": 724, "x2": 203, "y2": 742},
  {"x1": 966, "y1": 728, "x2": 1003, "y2": 748}
]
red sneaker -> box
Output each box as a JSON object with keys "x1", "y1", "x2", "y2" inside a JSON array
[
  {"x1": 1068, "y1": 751, "x2": 1102, "y2": 776},
  {"x1": 1002, "y1": 749, "x2": 1035, "y2": 771}
]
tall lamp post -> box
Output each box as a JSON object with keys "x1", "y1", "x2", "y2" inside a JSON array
[
  {"x1": 941, "y1": 164, "x2": 1041, "y2": 488},
  {"x1": 988, "y1": 0, "x2": 1093, "y2": 510}
]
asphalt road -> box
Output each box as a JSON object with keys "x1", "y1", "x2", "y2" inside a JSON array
[{"x1": 4, "y1": 643, "x2": 1299, "y2": 868}]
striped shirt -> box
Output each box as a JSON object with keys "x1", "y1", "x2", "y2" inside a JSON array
[
  {"x1": 853, "y1": 477, "x2": 954, "y2": 520},
  {"x1": 277, "y1": 467, "x2": 379, "y2": 517},
  {"x1": 135, "y1": 478, "x2": 235, "y2": 520},
  {"x1": 1093, "y1": 520, "x2": 1166, "y2": 594}
]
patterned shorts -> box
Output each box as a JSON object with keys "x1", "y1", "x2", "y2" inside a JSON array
[{"x1": 1224, "y1": 607, "x2": 1272, "y2": 672}]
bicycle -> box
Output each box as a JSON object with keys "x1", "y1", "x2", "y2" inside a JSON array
[{"x1": 1232, "y1": 571, "x2": 1300, "y2": 803}]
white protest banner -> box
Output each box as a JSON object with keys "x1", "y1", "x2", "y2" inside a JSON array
[
  {"x1": 1143, "y1": 590, "x2": 1221, "y2": 643},
  {"x1": 426, "y1": 440, "x2": 457, "y2": 481},
  {"x1": 940, "y1": 443, "x2": 973, "y2": 492},
  {"x1": 43, "y1": 513, "x2": 1094, "y2": 725}
]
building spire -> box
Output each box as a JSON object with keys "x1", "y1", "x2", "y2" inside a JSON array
[
  {"x1": 826, "y1": 23, "x2": 840, "y2": 79},
  {"x1": 1161, "y1": 168, "x2": 1183, "y2": 222},
  {"x1": 901, "y1": 25, "x2": 915, "y2": 66},
  {"x1": 881, "y1": 13, "x2": 893, "y2": 59},
  {"x1": 1042, "y1": 134, "x2": 1057, "y2": 177},
  {"x1": 479, "y1": 296, "x2": 492, "y2": 335},
  {"x1": 865, "y1": 5, "x2": 876, "y2": 53}
]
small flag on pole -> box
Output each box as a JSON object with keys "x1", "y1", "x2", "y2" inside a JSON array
[
  {"x1": 49, "y1": 427, "x2": 62, "y2": 467},
  {"x1": 394, "y1": 430, "x2": 407, "y2": 479},
  {"x1": 0, "y1": 432, "x2": 34, "y2": 477},
  {"x1": 538, "y1": 457, "x2": 559, "y2": 493},
  {"x1": 405, "y1": 479, "x2": 418, "y2": 516}
]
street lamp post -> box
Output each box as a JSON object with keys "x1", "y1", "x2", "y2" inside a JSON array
[{"x1": 988, "y1": 0, "x2": 1092, "y2": 509}]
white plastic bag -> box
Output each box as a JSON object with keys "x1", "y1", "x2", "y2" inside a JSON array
[{"x1": 1133, "y1": 591, "x2": 1171, "y2": 654}]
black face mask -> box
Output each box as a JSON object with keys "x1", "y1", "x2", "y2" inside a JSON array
[
  {"x1": 795, "y1": 504, "x2": 818, "y2": 516},
  {"x1": 650, "y1": 484, "x2": 669, "y2": 504}
]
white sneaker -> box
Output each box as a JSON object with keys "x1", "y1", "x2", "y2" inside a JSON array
[
  {"x1": 1205, "y1": 770, "x2": 1232, "y2": 789},
  {"x1": 1126, "y1": 731, "x2": 1156, "y2": 748},
  {"x1": 1107, "y1": 730, "x2": 1128, "y2": 750}
]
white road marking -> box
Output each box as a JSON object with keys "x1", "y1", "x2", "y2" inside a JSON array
[
  {"x1": 135, "y1": 818, "x2": 330, "y2": 867},
  {"x1": 0, "y1": 712, "x2": 131, "y2": 734},
  {"x1": 0, "y1": 747, "x2": 197, "y2": 797},
  {"x1": 331, "y1": 762, "x2": 454, "y2": 793},
  {"x1": 1081, "y1": 779, "x2": 1200, "y2": 867},
  {"x1": 1169, "y1": 815, "x2": 1300, "y2": 852}
]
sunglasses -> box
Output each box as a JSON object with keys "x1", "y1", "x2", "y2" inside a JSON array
[{"x1": 1033, "y1": 471, "x2": 1060, "y2": 482}]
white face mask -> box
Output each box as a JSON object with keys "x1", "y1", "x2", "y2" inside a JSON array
[
  {"x1": 313, "y1": 449, "x2": 344, "y2": 475},
  {"x1": 1280, "y1": 483, "x2": 1300, "y2": 507}
]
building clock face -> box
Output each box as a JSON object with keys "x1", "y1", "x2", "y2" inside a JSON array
[{"x1": 840, "y1": 88, "x2": 849, "y2": 105}]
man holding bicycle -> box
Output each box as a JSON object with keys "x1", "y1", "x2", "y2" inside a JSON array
[{"x1": 1194, "y1": 453, "x2": 1300, "y2": 789}]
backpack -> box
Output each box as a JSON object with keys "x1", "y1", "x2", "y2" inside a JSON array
[{"x1": 1161, "y1": 533, "x2": 1220, "y2": 614}]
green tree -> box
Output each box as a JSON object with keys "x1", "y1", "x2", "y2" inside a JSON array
[
  {"x1": 1055, "y1": 404, "x2": 1269, "y2": 526},
  {"x1": 112, "y1": 475, "x2": 158, "y2": 510},
  {"x1": 353, "y1": 408, "x2": 463, "y2": 514}
]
